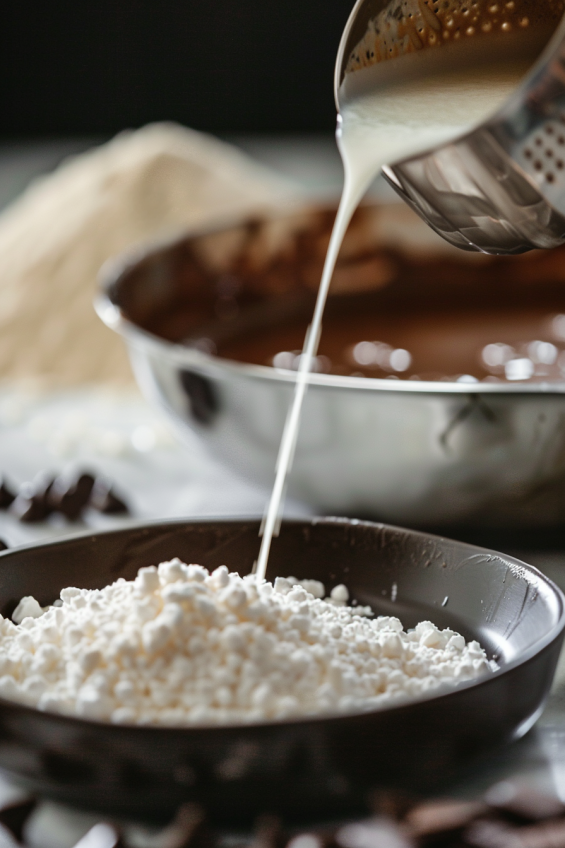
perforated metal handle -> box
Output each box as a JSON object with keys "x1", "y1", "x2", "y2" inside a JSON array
[{"x1": 336, "y1": 0, "x2": 565, "y2": 253}]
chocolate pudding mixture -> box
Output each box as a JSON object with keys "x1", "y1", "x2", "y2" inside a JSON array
[{"x1": 219, "y1": 302, "x2": 565, "y2": 384}]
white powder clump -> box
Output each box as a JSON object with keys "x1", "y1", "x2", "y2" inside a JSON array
[
  {"x1": 0, "y1": 561, "x2": 495, "y2": 726},
  {"x1": 0, "y1": 123, "x2": 296, "y2": 387}
]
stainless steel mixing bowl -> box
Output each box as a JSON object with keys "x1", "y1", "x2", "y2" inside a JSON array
[{"x1": 97, "y1": 203, "x2": 565, "y2": 528}]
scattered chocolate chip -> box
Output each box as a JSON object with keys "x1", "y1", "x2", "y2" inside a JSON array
[
  {"x1": 485, "y1": 782, "x2": 565, "y2": 823},
  {"x1": 287, "y1": 834, "x2": 327, "y2": 848},
  {"x1": 11, "y1": 475, "x2": 55, "y2": 523},
  {"x1": 370, "y1": 789, "x2": 417, "y2": 822},
  {"x1": 504, "y1": 818, "x2": 565, "y2": 848},
  {"x1": 89, "y1": 479, "x2": 129, "y2": 515},
  {"x1": 6, "y1": 469, "x2": 129, "y2": 524},
  {"x1": 48, "y1": 472, "x2": 95, "y2": 521},
  {"x1": 406, "y1": 799, "x2": 488, "y2": 838},
  {"x1": 0, "y1": 797, "x2": 37, "y2": 842},
  {"x1": 337, "y1": 818, "x2": 413, "y2": 848},
  {"x1": 72, "y1": 823, "x2": 124, "y2": 848},
  {"x1": 465, "y1": 818, "x2": 516, "y2": 848},
  {"x1": 0, "y1": 480, "x2": 16, "y2": 510},
  {"x1": 3, "y1": 772, "x2": 565, "y2": 848},
  {"x1": 158, "y1": 803, "x2": 212, "y2": 848},
  {"x1": 251, "y1": 814, "x2": 286, "y2": 848},
  {"x1": 0, "y1": 540, "x2": 8, "y2": 552}
]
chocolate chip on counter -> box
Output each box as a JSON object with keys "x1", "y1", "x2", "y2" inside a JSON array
[
  {"x1": 0, "y1": 479, "x2": 16, "y2": 510},
  {"x1": 405, "y1": 799, "x2": 489, "y2": 838},
  {"x1": 336, "y1": 818, "x2": 414, "y2": 848},
  {"x1": 48, "y1": 472, "x2": 95, "y2": 521},
  {"x1": 251, "y1": 814, "x2": 286, "y2": 848},
  {"x1": 464, "y1": 818, "x2": 516, "y2": 848},
  {"x1": 501, "y1": 818, "x2": 565, "y2": 848},
  {"x1": 0, "y1": 540, "x2": 8, "y2": 552},
  {"x1": 369, "y1": 789, "x2": 417, "y2": 822},
  {"x1": 287, "y1": 833, "x2": 327, "y2": 848},
  {"x1": 484, "y1": 782, "x2": 565, "y2": 823},
  {"x1": 0, "y1": 797, "x2": 37, "y2": 842},
  {"x1": 72, "y1": 823, "x2": 125, "y2": 848},
  {"x1": 157, "y1": 803, "x2": 212, "y2": 848},
  {"x1": 11, "y1": 475, "x2": 55, "y2": 523},
  {"x1": 89, "y1": 479, "x2": 129, "y2": 515},
  {"x1": 11, "y1": 497, "x2": 46, "y2": 523}
]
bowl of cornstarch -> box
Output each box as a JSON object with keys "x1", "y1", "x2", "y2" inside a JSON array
[{"x1": 0, "y1": 517, "x2": 561, "y2": 822}]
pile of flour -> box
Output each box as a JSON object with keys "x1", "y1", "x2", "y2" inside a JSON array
[
  {"x1": 0, "y1": 560, "x2": 494, "y2": 726},
  {"x1": 0, "y1": 123, "x2": 296, "y2": 387}
]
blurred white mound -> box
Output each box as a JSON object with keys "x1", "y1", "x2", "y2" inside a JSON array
[{"x1": 0, "y1": 123, "x2": 298, "y2": 387}]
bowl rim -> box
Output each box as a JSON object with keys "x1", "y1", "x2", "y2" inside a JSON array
[
  {"x1": 0, "y1": 515, "x2": 563, "y2": 733},
  {"x1": 96, "y1": 230, "x2": 565, "y2": 398}
]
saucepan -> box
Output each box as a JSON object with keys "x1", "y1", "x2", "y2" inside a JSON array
[{"x1": 0, "y1": 517, "x2": 561, "y2": 822}]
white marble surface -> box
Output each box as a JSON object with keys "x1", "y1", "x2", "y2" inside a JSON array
[{"x1": 0, "y1": 385, "x2": 314, "y2": 550}]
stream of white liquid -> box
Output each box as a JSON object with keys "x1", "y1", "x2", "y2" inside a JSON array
[{"x1": 254, "y1": 57, "x2": 531, "y2": 581}]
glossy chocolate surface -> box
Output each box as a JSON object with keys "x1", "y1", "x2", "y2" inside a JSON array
[{"x1": 111, "y1": 206, "x2": 565, "y2": 384}]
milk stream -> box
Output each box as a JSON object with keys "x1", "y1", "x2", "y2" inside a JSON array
[{"x1": 254, "y1": 51, "x2": 533, "y2": 581}]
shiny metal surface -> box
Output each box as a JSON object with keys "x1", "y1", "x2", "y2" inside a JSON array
[
  {"x1": 97, "y1": 208, "x2": 565, "y2": 528},
  {"x1": 335, "y1": 0, "x2": 565, "y2": 254}
]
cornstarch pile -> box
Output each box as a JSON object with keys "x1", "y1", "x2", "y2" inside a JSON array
[{"x1": 0, "y1": 560, "x2": 494, "y2": 725}]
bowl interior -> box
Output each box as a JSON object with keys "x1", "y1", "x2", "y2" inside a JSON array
[
  {"x1": 0, "y1": 518, "x2": 562, "y2": 820},
  {"x1": 105, "y1": 204, "x2": 565, "y2": 383},
  {"x1": 0, "y1": 518, "x2": 560, "y2": 672}
]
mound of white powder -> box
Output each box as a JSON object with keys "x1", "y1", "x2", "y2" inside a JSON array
[
  {"x1": 0, "y1": 560, "x2": 494, "y2": 726},
  {"x1": 0, "y1": 123, "x2": 297, "y2": 387}
]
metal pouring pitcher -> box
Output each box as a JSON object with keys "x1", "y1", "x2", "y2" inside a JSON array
[{"x1": 335, "y1": 0, "x2": 565, "y2": 254}]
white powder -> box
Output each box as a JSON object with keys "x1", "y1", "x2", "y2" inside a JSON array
[
  {"x1": 0, "y1": 561, "x2": 494, "y2": 726},
  {"x1": 0, "y1": 123, "x2": 296, "y2": 388}
]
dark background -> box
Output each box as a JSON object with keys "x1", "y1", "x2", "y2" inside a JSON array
[{"x1": 0, "y1": 1, "x2": 353, "y2": 137}]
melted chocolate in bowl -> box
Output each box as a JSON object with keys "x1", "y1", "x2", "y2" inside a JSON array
[
  {"x1": 123, "y1": 205, "x2": 565, "y2": 385},
  {"x1": 217, "y1": 298, "x2": 565, "y2": 384}
]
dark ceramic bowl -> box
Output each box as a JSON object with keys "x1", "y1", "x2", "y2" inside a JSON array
[{"x1": 0, "y1": 518, "x2": 562, "y2": 823}]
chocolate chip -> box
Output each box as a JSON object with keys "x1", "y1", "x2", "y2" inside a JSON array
[
  {"x1": 72, "y1": 823, "x2": 125, "y2": 848},
  {"x1": 11, "y1": 476, "x2": 55, "y2": 523},
  {"x1": 287, "y1": 834, "x2": 327, "y2": 848},
  {"x1": 464, "y1": 818, "x2": 515, "y2": 848},
  {"x1": 369, "y1": 789, "x2": 417, "y2": 821},
  {"x1": 0, "y1": 479, "x2": 16, "y2": 509},
  {"x1": 158, "y1": 803, "x2": 212, "y2": 848},
  {"x1": 251, "y1": 814, "x2": 286, "y2": 848},
  {"x1": 406, "y1": 799, "x2": 488, "y2": 837},
  {"x1": 11, "y1": 498, "x2": 46, "y2": 523},
  {"x1": 48, "y1": 472, "x2": 95, "y2": 521},
  {"x1": 336, "y1": 818, "x2": 414, "y2": 848},
  {"x1": 0, "y1": 796, "x2": 36, "y2": 842},
  {"x1": 485, "y1": 782, "x2": 565, "y2": 823},
  {"x1": 504, "y1": 818, "x2": 565, "y2": 848},
  {"x1": 89, "y1": 479, "x2": 129, "y2": 515},
  {"x1": 0, "y1": 540, "x2": 9, "y2": 552}
]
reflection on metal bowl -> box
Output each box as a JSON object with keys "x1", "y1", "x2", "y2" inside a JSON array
[
  {"x1": 0, "y1": 518, "x2": 562, "y2": 820},
  {"x1": 98, "y1": 203, "x2": 565, "y2": 528}
]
